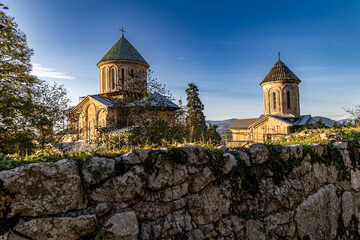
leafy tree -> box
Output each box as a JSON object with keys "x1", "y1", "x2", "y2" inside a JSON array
[
  {"x1": 126, "y1": 71, "x2": 186, "y2": 146},
  {"x1": 206, "y1": 123, "x2": 222, "y2": 144},
  {"x1": 0, "y1": 8, "x2": 70, "y2": 154},
  {"x1": 185, "y1": 83, "x2": 207, "y2": 142},
  {"x1": 0, "y1": 8, "x2": 38, "y2": 154},
  {"x1": 30, "y1": 79, "x2": 70, "y2": 148}
]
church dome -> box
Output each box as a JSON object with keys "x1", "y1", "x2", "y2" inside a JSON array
[
  {"x1": 98, "y1": 36, "x2": 149, "y2": 66},
  {"x1": 260, "y1": 59, "x2": 300, "y2": 85}
]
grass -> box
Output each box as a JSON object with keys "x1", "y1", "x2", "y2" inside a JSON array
[
  {"x1": 0, "y1": 139, "x2": 221, "y2": 171},
  {"x1": 2, "y1": 126, "x2": 360, "y2": 171},
  {"x1": 278, "y1": 126, "x2": 360, "y2": 145}
]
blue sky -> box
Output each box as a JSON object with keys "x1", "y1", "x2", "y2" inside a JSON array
[{"x1": 5, "y1": 0, "x2": 360, "y2": 120}]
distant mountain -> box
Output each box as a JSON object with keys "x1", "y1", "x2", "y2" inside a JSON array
[
  {"x1": 207, "y1": 118, "x2": 237, "y2": 134},
  {"x1": 310, "y1": 116, "x2": 338, "y2": 127},
  {"x1": 337, "y1": 118, "x2": 354, "y2": 124}
]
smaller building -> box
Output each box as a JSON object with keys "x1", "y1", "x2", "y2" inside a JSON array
[{"x1": 229, "y1": 56, "x2": 313, "y2": 143}]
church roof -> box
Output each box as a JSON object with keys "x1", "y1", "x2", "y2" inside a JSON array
[
  {"x1": 89, "y1": 95, "x2": 115, "y2": 107},
  {"x1": 260, "y1": 59, "x2": 301, "y2": 85},
  {"x1": 125, "y1": 93, "x2": 180, "y2": 109},
  {"x1": 229, "y1": 118, "x2": 259, "y2": 129},
  {"x1": 98, "y1": 36, "x2": 149, "y2": 66}
]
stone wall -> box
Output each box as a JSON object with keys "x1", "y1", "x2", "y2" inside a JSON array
[{"x1": 1, "y1": 142, "x2": 360, "y2": 239}]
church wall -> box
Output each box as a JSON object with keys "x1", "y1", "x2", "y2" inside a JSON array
[
  {"x1": 251, "y1": 118, "x2": 291, "y2": 142},
  {"x1": 231, "y1": 129, "x2": 251, "y2": 142}
]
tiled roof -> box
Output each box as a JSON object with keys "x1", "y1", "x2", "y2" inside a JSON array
[
  {"x1": 98, "y1": 36, "x2": 148, "y2": 65},
  {"x1": 271, "y1": 115, "x2": 312, "y2": 126},
  {"x1": 229, "y1": 118, "x2": 259, "y2": 129},
  {"x1": 125, "y1": 93, "x2": 180, "y2": 109},
  {"x1": 89, "y1": 95, "x2": 115, "y2": 107},
  {"x1": 260, "y1": 60, "x2": 300, "y2": 85}
]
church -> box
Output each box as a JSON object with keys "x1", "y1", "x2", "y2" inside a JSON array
[
  {"x1": 229, "y1": 55, "x2": 316, "y2": 144},
  {"x1": 67, "y1": 32, "x2": 179, "y2": 141}
]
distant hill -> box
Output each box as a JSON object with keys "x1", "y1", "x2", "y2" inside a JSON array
[
  {"x1": 310, "y1": 116, "x2": 338, "y2": 127},
  {"x1": 337, "y1": 118, "x2": 354, "y2": 124},
  {"x1": 207, "y1": 118, "x2": 237, "y2": 134}
]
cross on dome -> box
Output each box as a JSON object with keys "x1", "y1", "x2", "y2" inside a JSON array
[{"x1": 119, "y1": 27, "x2": 126, "y2": 37}]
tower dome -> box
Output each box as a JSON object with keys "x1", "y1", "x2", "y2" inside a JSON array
[
  {"x1": 97, "y1": 34, "x2": 149, "y2": 94},
  {"x1": 261, "y1": 55, "x2": 301, "y2": 116}
]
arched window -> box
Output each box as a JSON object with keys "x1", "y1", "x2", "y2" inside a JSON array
[
  {"x1": 139, "y1": 70, "x2": 142, "y2": 90},
  {"x1": 287, "y1": 91, "x2": 291, "y2": 109},
  {"x1": 110, "y1": 67, "x2": 115, "y2": 90},
  {"x1": 131, "y1": 69, "x2": 134, "y2": 90},
  {"x1": 273, "y1": 92, "x2": 277, "y2": 110},
  {"x1": 121, "y1": 68, "x2": 125, "y2": 88},
  {"x1": 105, "y1": 70, "x2": 108, "y2": 90},
  {"x1": 89, "y1": 121, "x2": 93, "y2": 140}
]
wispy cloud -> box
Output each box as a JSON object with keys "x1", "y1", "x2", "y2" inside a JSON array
[
  {"x1": 177, "y1": 57, "x2": 185, "y2": 60},
  {"x1": 31, "y1": 63, "x2": 74, "y2": 80}
]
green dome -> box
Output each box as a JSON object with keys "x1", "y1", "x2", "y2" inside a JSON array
[
  {"x1": 260, "y1": 59, "x2": 300, "y2": 85},
  {"x1": 98, "y1": 36, "x2": 149, "y2": 65}
]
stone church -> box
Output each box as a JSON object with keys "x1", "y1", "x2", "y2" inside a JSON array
[
  {"x1": 67, "y1": 33, "x2": 179, "y2": 141},
  {"x1": 229, "y1": 56, "x2": 315, "y2": 143}
]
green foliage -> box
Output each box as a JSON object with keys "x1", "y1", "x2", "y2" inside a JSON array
[
  {"x1": 0, "y1": 9, "x2": 70, "y2": 155},
  {"x1": 185, "y1": 83, "x2": 207, "y2": 142},
  {"x1": 206, "y1": 123, "x2": 222, "y2": 145},
  {"x1": 30, "y1": 79, "x2": 70, "y2": 148},
  {"x1": 0, "y1": 9, "x2": 37, "y2": 154}
]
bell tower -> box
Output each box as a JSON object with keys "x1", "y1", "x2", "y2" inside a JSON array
[
  {"x1": 97, "y1": 29, "x2": 149, "y2": 94},
  {"x1": 260, "y1": 53, "x2": 301, "y2": 116}
]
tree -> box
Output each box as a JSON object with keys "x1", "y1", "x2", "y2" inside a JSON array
[
  {"x1": 126, "y1": 70, "x2": 186, "y2": 146},
  {"x1": 30, "y1": 79, "x2": 70, "y2": 148},
  {"x1": 0, "y1": 9, "x2": 38, "y2": 154},
  {"x1": 185, "y1": 83, "x2": 207, "y2": 142},
  {"x1": 206, "y1": 123, "x2": 222, "y2": 145},
  {"x1": 344, "y1": 105, "x2": 360, "y2": 127},
  {"x1": 0, "y1": 9, "x2": 70, "y2": 154}
]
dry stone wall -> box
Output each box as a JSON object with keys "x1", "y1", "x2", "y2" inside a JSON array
[{"x1": 1, "y1": 142, "x2": 360, "y2": 239}]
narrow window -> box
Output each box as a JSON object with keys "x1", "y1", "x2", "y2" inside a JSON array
[
  {"x1": 121, "y1": 68, "x2": 125, "y2": 88},
  {"x1": 105, "y1": 71, "x2": 108, "y2": 90},
  {"x1": 89, "y1": 121, "x2": 93, "y2": 140},
  {"x1": 139, "y1": 70, "x2": 142, "y2": 90},
  {"x1": 273, "y1": 92, "x2": 277, "y2": 109},
  {"x1": 101, "y1": 69, "x2": 106, "y2": 91},
  {"x1": 287, "y1": 91, "x2": 291, "y2": 109},
  {"x1": 110, "y1": 68, "x2": 115, "y2": 90},
  {"x1": 131, "y1": 69, "x2": 134, "y2": 90}
]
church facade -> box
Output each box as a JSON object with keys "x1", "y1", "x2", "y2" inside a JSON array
[
  {"x1": 229, "y1": 57, "x2": 313, "y2": 143},
  {"x1": 67, "y1": 33, "x2": 179, "y2": 141}
]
